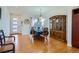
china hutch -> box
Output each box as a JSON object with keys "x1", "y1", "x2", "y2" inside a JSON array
[{"x1": 49, "y1": 15, "x2": 66, "y2": 42}]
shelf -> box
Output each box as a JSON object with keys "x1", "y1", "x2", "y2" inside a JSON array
[{"x1": 50, "y1": 15, "x2": 66, "y2": 42}]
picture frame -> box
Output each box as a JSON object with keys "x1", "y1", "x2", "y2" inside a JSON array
[{"x1": 24, "y1": 19, "x2": 30, "y2": 24}]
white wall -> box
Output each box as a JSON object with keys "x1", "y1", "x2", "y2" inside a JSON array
[
  {"x1": 66, "y1": 7, "x2": 72, "y2": 47},
  {"x1": 0, "y1": 7, "x2": 10, "y2": 36},
  {"x1": 0, "y1": 19, "x2": 2, "y2": 29},
  {"x1": 0, "y1": 7, "x2": 2, "y2": 30},
  {"x1": 21, "y1": 15, "x2": 31, "y2": 35},
  {"x1": 0, "y1": 7, "x2": 2, "y2": 29}
]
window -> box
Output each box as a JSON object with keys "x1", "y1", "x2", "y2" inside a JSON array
[{"x1": 12, "y1": 18, "x2": 18, "y2": 32}]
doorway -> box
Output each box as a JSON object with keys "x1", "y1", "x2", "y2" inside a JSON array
[
  {"x1": 72, "y1": 8, "x2": 79, "y2": 48},
  {"x1": 10, "y1": 14, "x2": 22, "y2": 35}
]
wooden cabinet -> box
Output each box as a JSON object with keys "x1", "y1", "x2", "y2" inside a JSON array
[{"x1": 50, "y1": 15, "x2": 66, "y2": 42}]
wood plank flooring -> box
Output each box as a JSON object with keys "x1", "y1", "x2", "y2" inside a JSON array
[{"x1": 14, "y1": 34, "x2": 79, "y2": 53}]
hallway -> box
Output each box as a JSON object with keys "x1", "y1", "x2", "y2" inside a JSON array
[{"x1": 15, "y1": 34, "x2": 79, "y2": 53}]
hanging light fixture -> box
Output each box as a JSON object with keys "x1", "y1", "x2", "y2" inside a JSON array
[
  {"x1": 38, "y1": 9, "x2": 45, "y2": 26},
  {"x1": 38, "y1": 9, "x2": 45, "y2": 22}
]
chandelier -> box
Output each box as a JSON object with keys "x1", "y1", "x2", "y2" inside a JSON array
[
  {"x1": 38, "y1": 9, "x2": 45, "y2": 26},
  {"x1": 31, "y1": 9, "x2": 45, "y2": 27},
  {"x1": 38, "y1": 9, "x2": 44, "y2": 20}
]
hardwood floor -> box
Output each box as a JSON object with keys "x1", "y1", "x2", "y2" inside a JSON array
[{"x1": 14, "y1": 34, "x2": 79, "y2": 53}]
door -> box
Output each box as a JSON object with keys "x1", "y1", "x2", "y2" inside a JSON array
[
  {"x1": 72, "y1": 8, "x2": 79, "y2": 48},
  {"x1": 10, "y1": 14, "x2": 22, "y2": 34},
  {"x1": 10, "y1": 17, "x2": 18, "y2": 34}
]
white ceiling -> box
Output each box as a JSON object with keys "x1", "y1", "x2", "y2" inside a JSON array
[{"x1": 7, "y1": 6, "x2": 72, "y2": 17}]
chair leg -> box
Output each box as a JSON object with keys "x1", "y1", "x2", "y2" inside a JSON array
[
  {"x1": 44, "y1": 37, "x2": 47, "y2": 44},
  {"x1": 13, "y1": 44, "x2": 15, "y2": 53},
  {"x1": 14, "y1": 36, "x2": 15, "y2": 42},
  {"x1": 4, "y1": 38, "x2": 5, "y2": 44},
  {"x1": 13, "y1": 50, "x2": 15, "y2": 53},
  {"x1": 30, "y1": 35, "x2": 34, "y2": 44},
  {"x1": 0, "y1": 40, "x2": 3, "y2": 47},
  {"x1": 47, "y1": 35, "x2": 49, "y2": 43},
  {"x1": 32, "y1": 37, "x2": 34, "y2": 44}
]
